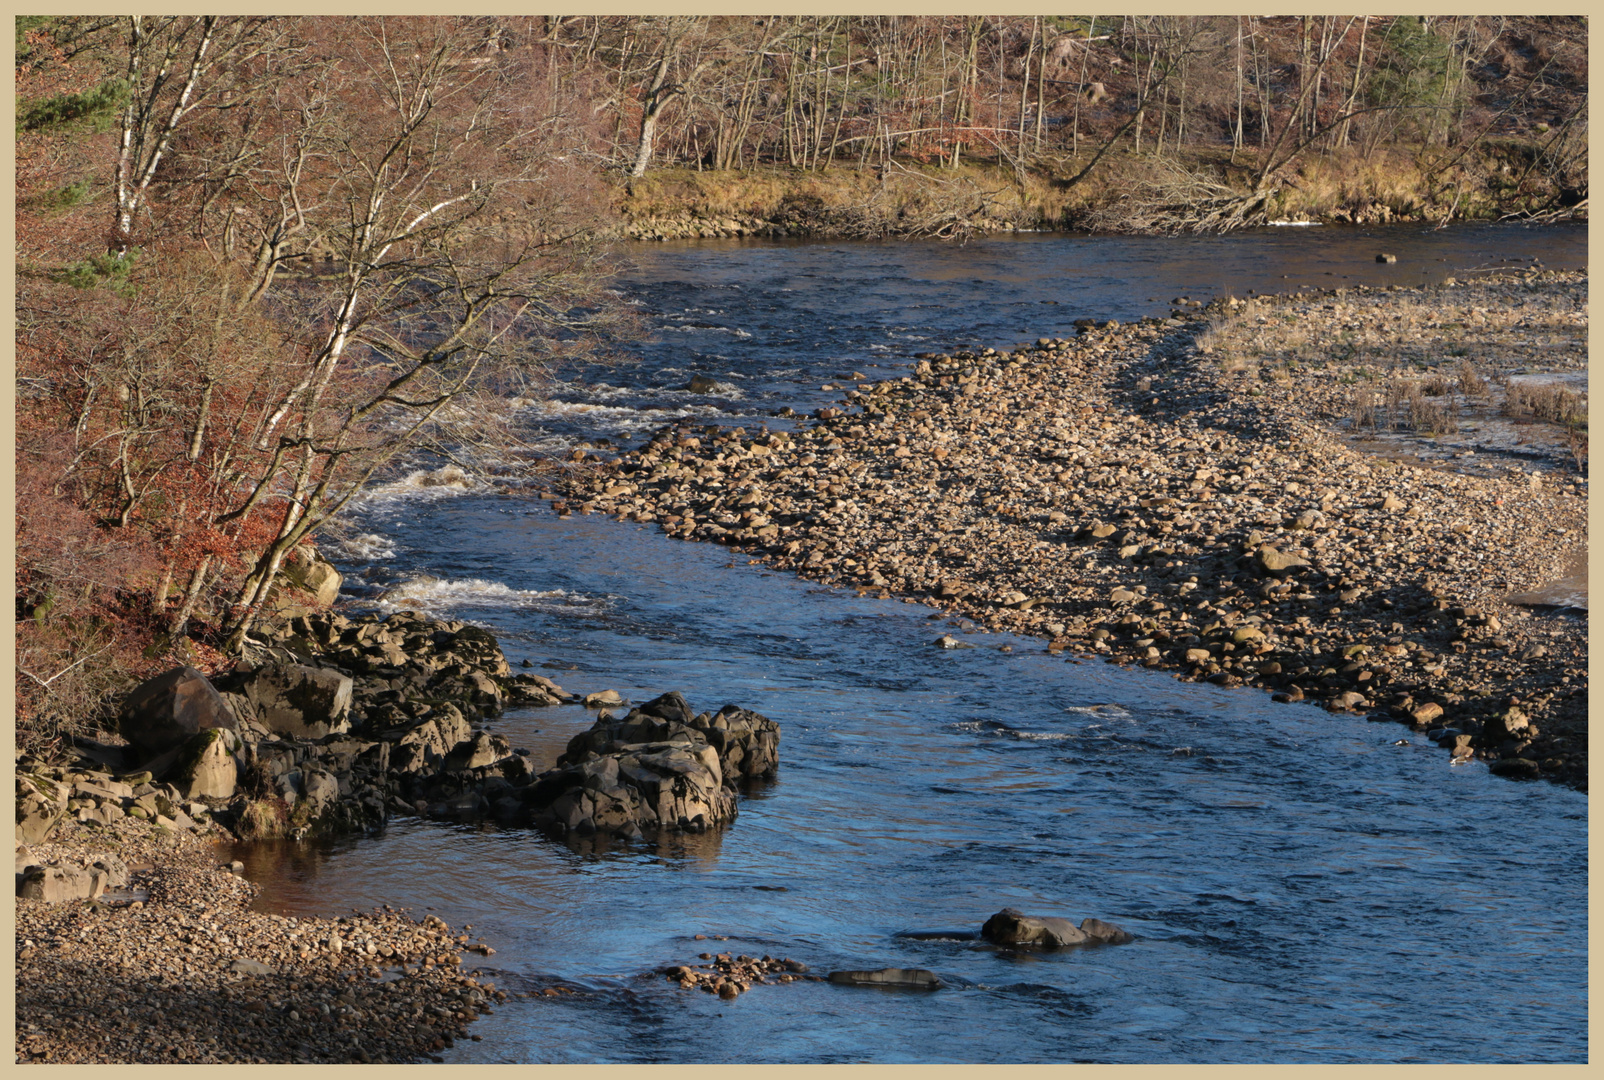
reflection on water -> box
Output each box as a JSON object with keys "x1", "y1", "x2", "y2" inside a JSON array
[
  {"x1": 1507, "y1": 555, "x2": 1589, "y2": 612},
  {"x1": 238, "y1": 225, "x2": 1587, "y2": 1063},
  {"x1": 238, "y1": 502, "x2": 1587, "y2": 1064}
]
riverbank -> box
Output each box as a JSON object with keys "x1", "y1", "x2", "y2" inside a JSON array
[
  {"x1": 14, "y1": 816, "x2": 505, "y2": 1063},
  {"x1": 609, "y1": 144, "x2": 1585, "y2": 240},
  {"x1": 15, "y1": 612, "x2": 778, "y2": 1061},
  {"x1": 561, "y1": 269, "x2": 1587, "y2": 788}
]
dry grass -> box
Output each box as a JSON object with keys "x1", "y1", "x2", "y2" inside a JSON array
[
  {"x1": 1408, "y1": 387, "x2": 1459, "y2": 435},
  {"x1": 237, "y1": 797, "x2": 291, "y2": 839},
  {"x1": 1350, "y1": 383, "x2": 1380, "y2": 432},
  {"x1": 616, "y1": 160, "x2": 1087, "y2": 235},
  {"x1": 1348, "y1": 376, "x2": 1462, "y2": 436},
  {"x1": 1565, "y1": 427, "x2": 1588, "y2": 471},
  {"x1": 1504, "y1": 382, "x2": 1588, "y2": 427},
  {"x1": 1420, "y1": 372, "x2": 1456, "y2": 396},
  {"x1": 1457, "y1": 359, "x2": 1489, "y2": 399}
]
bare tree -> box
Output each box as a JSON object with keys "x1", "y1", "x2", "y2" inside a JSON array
[
  {"x1": 625, "y1": 17, "x2": 711, "y2": 177},
  {"x1": 110, "y1": 15, "x2": 275, "y2": 255},
  {"x1": 131, "y1": 17, "x2": 623, "y2": 647}
]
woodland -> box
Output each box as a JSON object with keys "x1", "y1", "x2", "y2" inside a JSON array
[{"x1": 12, "y1": 15, "x2": 1588, "y2": 750}]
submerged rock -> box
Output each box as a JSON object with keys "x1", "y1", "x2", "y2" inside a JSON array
[
  {"x1": 980, "y1": 908, "x2": 1088, "y2": 946},
  {"x1": 1078, "y1": 917, "x2": 1136, "y2": 944},
  {"x1": 827, "y1": 967, "x2": 943, "y2": 989}
]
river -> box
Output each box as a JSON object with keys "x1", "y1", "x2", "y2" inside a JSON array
[{"x1": 235, "y1": 223, "x2": 1587, "y2": 1063}]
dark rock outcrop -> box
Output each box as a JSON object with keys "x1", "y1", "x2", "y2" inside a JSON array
[
  {"x1": 236, "y1": 663, "x2": 353, "y2": 740},
  {"x1": 561, "y1": 693, "x2": 780, "y2": 787},
  {"x1": 58, "y1": 608, "x2": 779, "y2": 847},
  {"x1": 524, "y1": 738, "x2": 735, "y2": 838},
  {"x1": 509, "y1": 693, "x2": 780, "y2": 840}
]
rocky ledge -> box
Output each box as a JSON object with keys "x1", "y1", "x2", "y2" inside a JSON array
[
  {"x1": 18, "y1": 608, "x2": 781, "y2": 856},
  {"x1": 561, "y1": 271, "x2": 1587, "y2": 788},
  {"x1": 15, "y1": 606, "x2": 781, "y2": 1062},
  {"x1": 14, "y1": 820, "x2": 509, "y2": 1063}
]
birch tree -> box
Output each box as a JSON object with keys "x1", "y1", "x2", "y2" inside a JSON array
[
  {"x1": 110, "y1": 15, "x2": 273, "y2": 255},
  {"x1": 197, "y1": 17, "x2": 619, "y2": 646}
]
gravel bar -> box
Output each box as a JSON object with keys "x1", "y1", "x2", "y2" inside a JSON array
[
  {"x1": 563, "y1": 270, "x2": 1587, "y2": 788},
  {"x1": 15, "y1": 815, "x2": 515, "y2": 1063}
]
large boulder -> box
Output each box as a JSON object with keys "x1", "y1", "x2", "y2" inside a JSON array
[
  {"x1": 241, "y1": 663, "x2": 353, "y2": 739},
  {"x1": 18, "y1": 865, "x2": 99, "y2": 903},
  {"x1": 561, "y1": 693, "x2": 780, "y2": 788},
  {"x1": 268, "y1": 547, "x2": 342, "y2": 613},
  {"x1": 388, "y1": 709, "x2": 473, "y2": 775},
  {"x1": 17, "y1": 855, "x2": 127, "y2": 904},
  {"x1": 170, "y1": 728, "x2": 242, "y2": 800},
  {"x1": 445, "y1": 730, "x2": 514, "y2": 772},
  {"x1": 284, "y1": 550, "x2": 343, "y2": 607},
  {"x1": 299, "y1": 768, "x2": 340, "y2": 821},
  {"x1": 119, "y1": 666, "x2": 238, "y2": 756},
  {"x1": 526, "y1": 736, "x2": 735, "y2": 838},
  {"x1": 271, "y1": 766, "x2": 340, "y2": 823}
]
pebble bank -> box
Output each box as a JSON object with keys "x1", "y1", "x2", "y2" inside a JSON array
[{"x1": 563, "y1": 270, "x2": 1588, "y2": 788}]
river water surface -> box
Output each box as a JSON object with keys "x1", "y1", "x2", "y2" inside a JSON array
[{"x1": 238, "y1": 224, "x2": 1586, "y2": 1063}]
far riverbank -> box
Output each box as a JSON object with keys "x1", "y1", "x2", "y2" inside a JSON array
[{"x1": 607, "y1": 148, "x2": 1586, "y2": 241}]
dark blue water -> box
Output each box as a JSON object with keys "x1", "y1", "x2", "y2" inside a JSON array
[
  {"x1": 242, "y1": 225, "x2": 1587, "y2": 1063},
  {"x1": 522, "y1": 223, "x2": 1586, "y2": 450}
]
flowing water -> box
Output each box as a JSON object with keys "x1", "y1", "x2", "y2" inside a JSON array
[{"x1": 238, "y1": 224, "x2": 1587, "y2": 1063}]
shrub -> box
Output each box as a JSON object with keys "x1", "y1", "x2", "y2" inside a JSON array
[
  {"x1": 1457, "y1": 359, "x2": 1488, "y2": 399},
  {"x1": 56, "y1": 250, "x2": 138, "y2": 296},
  {"x1": 17, "y1": 77, "x2": 129, "y2": 134},
  {"x1": 25, "y1": 179, "x2": 93, "y2": 211},
  {"x1": 237, "y1": 798, "x2": 291, "y2": 839},
  {"x1": 1504, "y1": 382, "x2": 1587, "y2": 427}
]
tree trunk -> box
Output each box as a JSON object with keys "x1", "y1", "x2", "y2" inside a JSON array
[
  {"x1": 1338, "y1": 16, "x2": 1368, "y2": 149},
  {"x1": 112, "y1": 16, "x2": 222, "y2": 255},
  {"x1": 1232, "y1": 16, "x2": 1244, "y2": 162},
  {"x1": 1033, "y1": 16, "x2": 1047, "y2": 153},
  {"x1": 630, "y1": 53, "x2": 675, "y2": 178},
  {"x1": 170, "y1": 554, "x2": 212, "y2": 636},
  {"x1": 1072, "y1": 17, "x2": 1096, "y2": 157}
]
